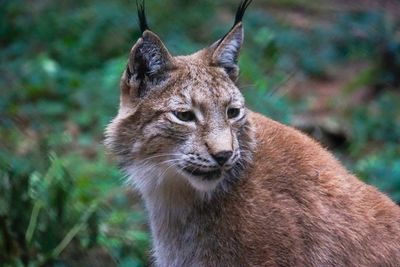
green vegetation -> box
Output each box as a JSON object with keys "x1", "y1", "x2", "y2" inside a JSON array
[{"x1": 1, "y1": 0, "x2": 399, "y2": 266}]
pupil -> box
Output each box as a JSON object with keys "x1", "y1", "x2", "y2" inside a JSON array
[
  {"x1": 176, "y1": 111, "x2": 195, "y2": 121},
  {"x1": 228, "y1": 108, "x2": 240, "y2": 118}
]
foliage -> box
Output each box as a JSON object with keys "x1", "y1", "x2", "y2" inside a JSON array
[
  {"x1": 1, "y1": 0, "x2": 399, "y2": 266},
  {"x1": 347, "y1": 92, "x2": 400, "y2": 203},
  {"x1": 355, "y1": 147, "x2": 400, "y2": 203}
]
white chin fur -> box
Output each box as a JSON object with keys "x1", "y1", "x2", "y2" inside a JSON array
[
  {"x1": 124, "y1": 163, "x2": 221, "y2": 195},
  {"x1": 185, "y1": 175, "x2": 222, "y2": 192}
]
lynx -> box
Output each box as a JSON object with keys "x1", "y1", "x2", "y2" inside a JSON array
[{"x1": 105, "y1": 1, "x2": 400, "y2": 266}]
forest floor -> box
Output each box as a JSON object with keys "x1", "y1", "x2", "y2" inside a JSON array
[{"x1": 260, "y1": 0, "x2": 400, "y2": 150}]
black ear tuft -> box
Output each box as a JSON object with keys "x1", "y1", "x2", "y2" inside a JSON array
[
  {"x1": 234, "y1": 0, "x2": 253, "y2": 26},
  {"x1": 216, "y1": 0, "x2": 252, "y2": 47},
  {"x1": 210, "y1": 0, "x2": 252, "y2": 81},
  {"x1": 136, "y1": 0, "x2": 149, "y2": 34}
]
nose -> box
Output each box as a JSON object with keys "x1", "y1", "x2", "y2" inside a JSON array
[{"x1": 211, "y1": 151, "x2": 233, "y2": 166}]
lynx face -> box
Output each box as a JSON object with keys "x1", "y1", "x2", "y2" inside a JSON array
[{"x1": 106, "y1": 4, "x2": 254, "y2": 193}]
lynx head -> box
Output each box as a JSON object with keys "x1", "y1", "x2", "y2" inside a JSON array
[{"x1": 106, "y1": 0, "x2": 255, "y2": 194}]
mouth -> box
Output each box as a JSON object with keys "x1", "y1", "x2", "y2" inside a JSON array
[{"x1": 182, "y1": 168, "x2": 222, "y2": 180}]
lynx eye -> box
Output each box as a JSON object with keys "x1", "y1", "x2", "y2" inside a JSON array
[
  {"x1": 227, "y1": 108, "x2": 241, "y2": 119},
  {"x1": 173, "y1": 111, "x2": 196, "y2": 122}
]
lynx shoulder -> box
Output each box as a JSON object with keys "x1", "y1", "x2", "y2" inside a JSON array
[{"x1": 105, "y1": 1, "x2": 400, "y2": 266}]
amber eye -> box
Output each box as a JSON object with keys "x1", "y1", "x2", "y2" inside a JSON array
[
  {"x1": 173, "y1": 111, "x2": 196, "y2": 122},
  {"x1": 227, "y1": 108, "x2": 241, "y2": 119}
]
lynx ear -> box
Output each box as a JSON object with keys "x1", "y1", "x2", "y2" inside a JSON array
[
  {"x1": 125, "y1": 1, "x2": 174, "y2": 97},
  {"x1": 210, "y1": 0, "x2": 252, "y2": 81},
  {"x1": 211, "y1": 24, "x2": 244, "y2": 81},
  {"x1": 126, "y1": 31, "x2": 173, "y2": 95}
]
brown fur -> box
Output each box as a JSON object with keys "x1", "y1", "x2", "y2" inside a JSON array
[
  {"x1": 231, "y1": 113, "x2": 400, "y2": 266},
  {"x1": 105, "y1": 2, "x2": 400, "y2": 266}
]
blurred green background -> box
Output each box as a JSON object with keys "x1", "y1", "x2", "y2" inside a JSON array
[{"x1": 1, "y1": 0, "x2": 399, "y2": 266}]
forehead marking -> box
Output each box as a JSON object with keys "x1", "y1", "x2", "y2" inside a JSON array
[{"x1": 167, "y1": 59, "x2": 244, "y2": 114}]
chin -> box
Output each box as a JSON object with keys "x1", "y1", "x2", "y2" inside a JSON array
[
  {"x1": 177, "y1": 168, "x2": 223, "y2": 192},
  {"x1": 186, "y1": 175, "x2": 222, "y2": 192}
]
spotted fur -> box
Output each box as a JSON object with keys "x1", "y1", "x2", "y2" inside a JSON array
[{"x1": 105, "y1": 1, "x2": 400, "y2": 266}]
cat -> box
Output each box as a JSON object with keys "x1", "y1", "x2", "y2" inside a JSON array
[{"x1": 105, "y1": 1, "x2": 400, "y2": 266}]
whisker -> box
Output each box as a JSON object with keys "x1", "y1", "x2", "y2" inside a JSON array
[
  {"x1": 159, "y1": 161, "x2": 182, "y2": 179},
  {"x1": 135, "y1": 153, "x2": 183, "y2": 166},
  {"x1": 146, "y1": 159, "x2": 182, "y2": 175},
  {"x1": 239, "y1": 83, "x2": 257, "y2": 90},
  {"x1": 267, "y1": 70, "x2": 298, "y2": 98},
  {"x1": 138, "y1": 153, "x2": 182, "y2": 161}
]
